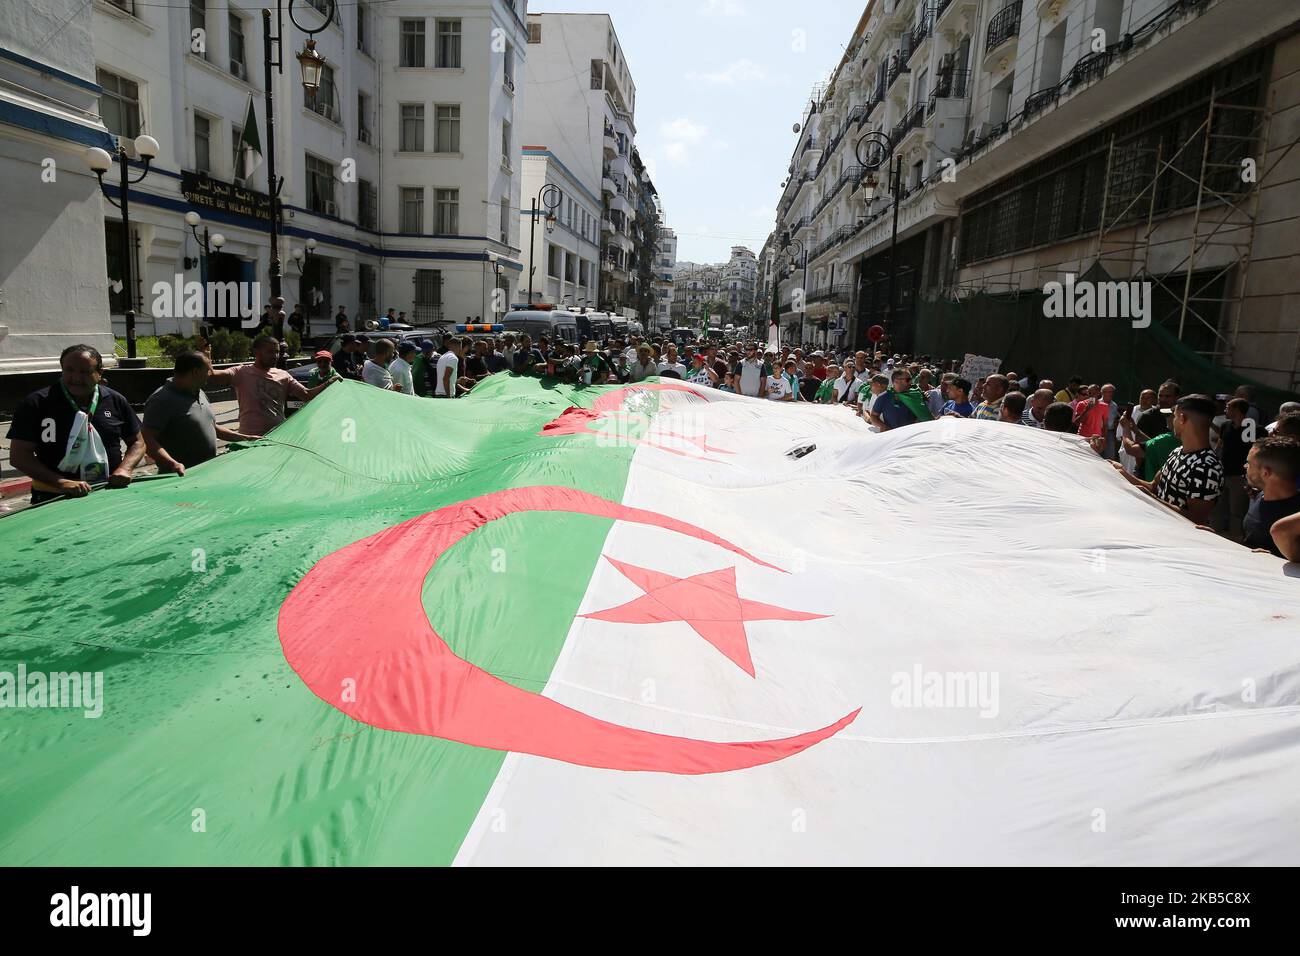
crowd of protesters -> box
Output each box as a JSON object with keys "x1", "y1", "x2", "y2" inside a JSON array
[{"x1": 6, "y1": 331, "x2": 1300, "y2": 563}]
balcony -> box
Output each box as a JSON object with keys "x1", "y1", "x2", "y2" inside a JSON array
[
  {"x1": 1022, "y1": 86, "x2": 1061, "y2": 121},
  {"x1": 891, "y1": 102, "x2": 926, "y2": 147},
  {"x1": 1064, "y1": 49, "x2": 1113, "y2": 91},
  {"x1": 927, "y1": 69, "x2": 970, "y2": 115},
  {"x1": 907, "y1": 15, "x2": 932, "y2": 65},
  {"x1": 807, "y1": 282, "x2": 853, "y2": 304},
  {"x1": 886, "y1": 50, "x2": 912, "y2": 99},
  {"x1": 935, "y1": 0, "x2": 975, "y2": 35},
  {"x1": 602, "y1": 123, "x2": 617, "y2": 156},
  {"x1": 602, "y1": 174, "x2": 617, "y2": 195},
  {"x1": 986, "y1": 0, "x2": 1022, "y2": 54}
]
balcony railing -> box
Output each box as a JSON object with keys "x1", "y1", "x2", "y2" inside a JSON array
[
  {"x1": 807, "y1": 282, "x2": 853, "y2": 304},
  {"x1": 1065, "y1": 49, "x2": 1113, "y2": 90},
  {"x1": 909, "y1": 15, "x2": 931, "y2": 55},
  {"x1": 1022, "y1": 86, "x2": 1061, "y2": 119},
  {"x1": 986, "y1": 0, "x2": 1022, "y2": 53},
  {"x1": 887, "y1": 50, "x2": 912, "y2": 90},
  {"x1": 928, "y1": 69, "x2": 971, "y2": 115},
  {"x1": 891, "y1": 102, "x2": 926, "y2": 143}
]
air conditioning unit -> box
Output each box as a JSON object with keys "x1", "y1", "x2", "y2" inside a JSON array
[
  {"x1": 231, "y1": 61, "x2": 247, "y2": 81},
  {"x1": 323, "y1": 200, "x2": 338, "y2": 217}
]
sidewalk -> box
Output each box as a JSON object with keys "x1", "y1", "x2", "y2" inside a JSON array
[{"x1": 0, "y1": 399, "x2": 242, "y2": 517}]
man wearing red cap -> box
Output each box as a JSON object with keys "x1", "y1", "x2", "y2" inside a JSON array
[{"x1": 305, "y1": 350, "x2": 342, "y2": 389}]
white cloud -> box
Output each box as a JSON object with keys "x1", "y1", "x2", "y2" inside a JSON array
[
  {"x1": 687, "y1": 58, "x2": 767, "y2": 86},
  {"x1": 659, "y1": 117, "x2": 710, "y2": 166}
]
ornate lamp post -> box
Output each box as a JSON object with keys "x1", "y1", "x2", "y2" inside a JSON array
[
  {"x1": 780, "y1": 232, "x2": 807, "y2": 348},
  {"x1": 527, "y1": 183, "x2": 563, "y2": 305},
  {"x1": 855, "y1": 130, "x2": 903, "y2": 350},
  {"x1": 261, "y1": 0, "x2": 337, "y2": 322},
  {"x1": 86, "y1": 134, "x2": 160, "y2": 362},
  {"x1": 183, "y1": 210, "x2": 226, "y2": 333}
]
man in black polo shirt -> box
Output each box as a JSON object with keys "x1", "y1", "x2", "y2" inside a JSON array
[{"x1": 7, "y1": 344, "x2": 144, "y2": 505}]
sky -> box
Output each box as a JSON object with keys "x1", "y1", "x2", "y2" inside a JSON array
[{"x1": 528, "y1": 0, "x2": 866, "y2": 265}]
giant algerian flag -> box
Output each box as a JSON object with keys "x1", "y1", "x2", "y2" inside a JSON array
[{"x1": 2, "y1": 375, "x2": 1299, "y2": 865}]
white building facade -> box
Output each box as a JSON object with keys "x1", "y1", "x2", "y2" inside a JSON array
[
  {"x1": 652, "y1": 225, "x2": 676, "y2": 330},
  {"x1": 773, "y1": 0, "x2": 1300, "y2": 389},
  {"x1": 0, "y1": 0, "x2": 117, "y2": 371},
  {"x1": 519, "y1": 12, "x2": 649, "y2": 318},
  {"x1": 0, "y1": 0, "x2": 529, "y2": 371}
]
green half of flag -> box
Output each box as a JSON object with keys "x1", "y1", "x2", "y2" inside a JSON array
[
  {"x1": 0, "y1": 374, "x2": 661, "y2": 865},
  {"x1": 237, "y1": 95, "x2": 262, "y2": 181}
]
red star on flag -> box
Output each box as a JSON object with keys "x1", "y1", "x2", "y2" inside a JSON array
[{"x1": 581, "y1": 557, "x2": 828, "y2": 677}]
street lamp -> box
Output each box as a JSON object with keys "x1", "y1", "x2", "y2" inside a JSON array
[
  {"x1": 855, "y1": 129, "x2": 903, "y2": 352},
  {"x1": 86, "y1": 133, "x2": 160, "y2": 362},
  {"x1": 527, "y1": 183, "x2": 563, "y2": 305},
  {"x1": 183, "y1": 210, "x2": 225, "y2": 332},
  {"x1": 261, "y1": 1, "x2": 337, "y2": 317},
  {"x1": 780, "y1": 232, "x2": 806, "y2": 350}
]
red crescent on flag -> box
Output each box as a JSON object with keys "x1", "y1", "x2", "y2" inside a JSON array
[{"x1": 278, "y1": 486, "x2": 858, "y2": 774}]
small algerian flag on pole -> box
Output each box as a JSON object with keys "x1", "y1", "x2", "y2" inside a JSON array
[{"x1": 236, "y1": 94, "x2": 262, "y2": 181}]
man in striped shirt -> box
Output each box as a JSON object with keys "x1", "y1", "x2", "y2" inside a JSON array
[{"x1": 971, "y1": 374, "x2": 1008, "y2": 421}]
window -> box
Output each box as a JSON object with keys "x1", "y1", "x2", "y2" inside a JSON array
[
  {"x1": 413, "y1": 269, "x2": 443, "y2": 322},
  {"x1": 435, "y1": 188, "x2": 459, "y2": 234},
  {"x1": 359, "y1": 179, "x2": 377, "y2": 229},
  {"x1": 400, "y1": 104, "x2": 424, "y2": 151},
  {"x1": 548, "y1": 244, "x2": 560, "y2": 278},
  {"x1": 229, "y1": 13, "x2": 246, "y2": 77},
  {"x1": 310, "y1": 63, "x2": 337, "y2": 121},
  {"x1": 104, "y1": 221, "x2": 138, "y2": 314},
  {"x1": 1039, "y1": 21, "x2": 1066, "y2": 90},
  {"x1": 190, "y1": 1, "x2": 206, "y2": 57},
  {"x1": 500, "y1": 196, "x2": 509, "y2": 244},
  {"x1": 504, "y1": 43, "x2": 515, "y2": 91},
  {"x1": 194, "y1": 114, "x2": 211, "y2": 174},
  {"x1": 304, "y1": 0, "x2": 339, "y2": 26},
  {"x1": 400, "y1": 187, "x2": 424, "y2": 233},
  {"x1": 357, "y1": 2, "x2": 370, "y2": 54},
  {"x1": 591, "y1": 60, "x2": 603, "y2": 91},
  {"x1": 436, "y1": 19, "x2": 462, "y2": 68},
  {"x1": 359, "y1": 263, "x2": 376, "y2": 316},
  {"x1": 97, "y1": 69, "x2": 141, "y2": 139},
  {"x1": 400, "y1": 20, "x2": 425, "y2": 67},
  {"x1": 527, "y1": 21, "x2": 541, "y2": 44},
  {"x1": 305, "y1": 154, "x2": 335, "y2": 214},
  {"x1": 435, "y1": 105, "x2": 460, "y2": 153},
  {"x1": 358, "y1": 91, "x2": 372, "y2": 143},
  {"x1": 501, "y1": 119, "x2": 511, "y2": 168}
]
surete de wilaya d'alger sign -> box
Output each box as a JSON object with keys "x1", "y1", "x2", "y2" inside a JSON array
[{"x1": 180, "y1": 171, "x2": 272, "y2": 222}]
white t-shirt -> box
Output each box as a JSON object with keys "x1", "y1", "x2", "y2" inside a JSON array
[
  {"x1": 658, "y1": 360, "x2": 687, "y2": 378},
  {"x1": 833, "y1": 376, "x2": 855, "y2": 402},
  {"x1": 737, "y1": 358, "x2": 764, "y2": 396},
  {"x1": 852, "y1": 370, "x2": 872, "y2": 404},
  {"x1": 389, "y1": 356, "x2": 414, "y2": 395},
  {"x1": 766, "y1": 374, "x2": 791, "y2": 401},
  {"x1": 435, "y1": 352, "x2": 459, "y2": 396},
  {"x1": 362, "y1": 359, "x2": 393, "y2": 390}
]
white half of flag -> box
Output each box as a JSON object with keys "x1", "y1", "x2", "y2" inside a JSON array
[{"x1": 456, "y1": 387, "x2": 1300, "y2": 865}]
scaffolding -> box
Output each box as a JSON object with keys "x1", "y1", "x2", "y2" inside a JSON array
[{"x1": 1093, "y1": 86, "x2": 1275, "y2": 365}]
